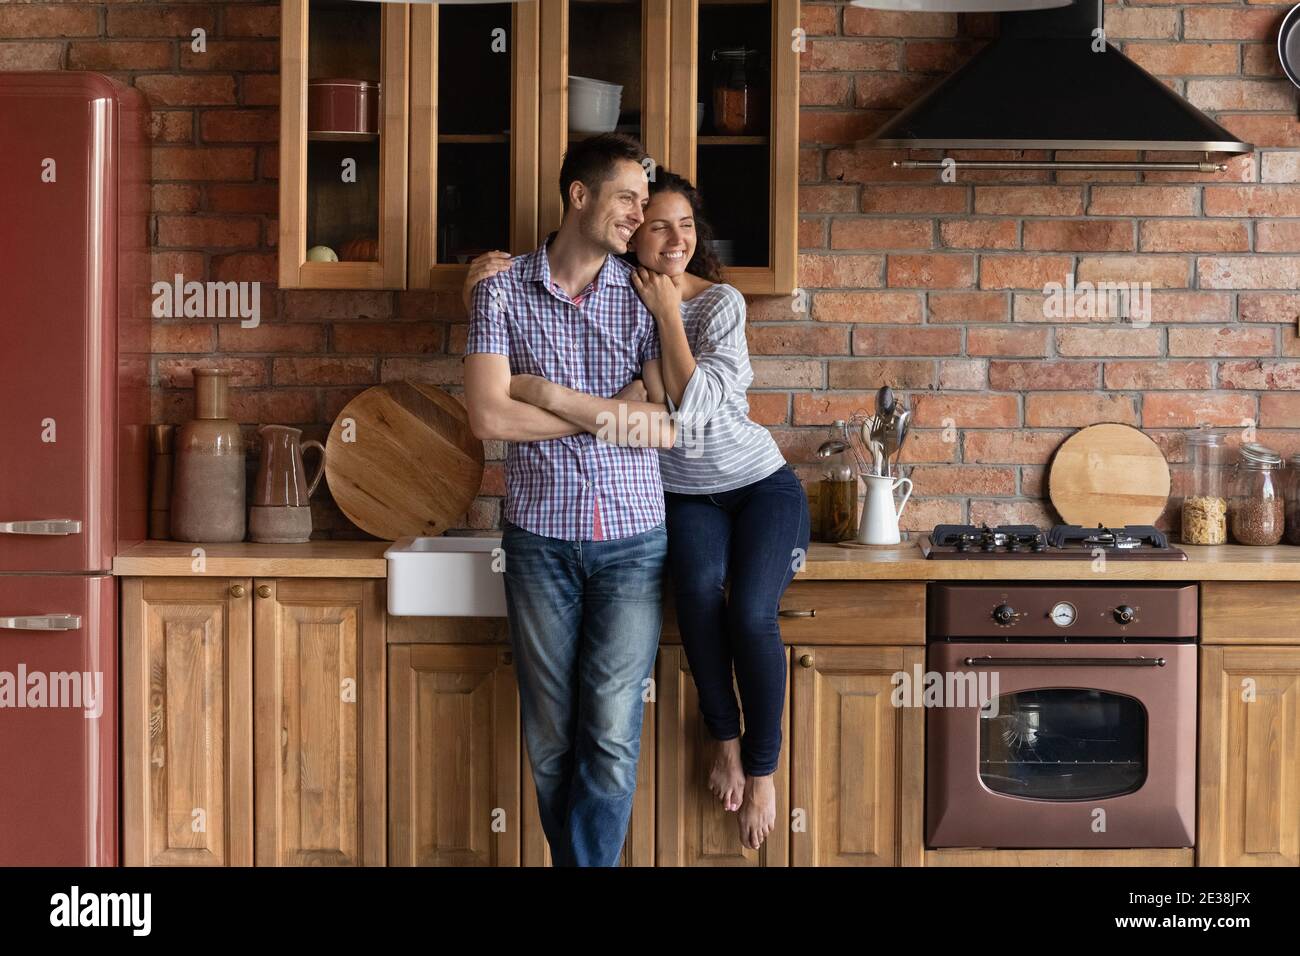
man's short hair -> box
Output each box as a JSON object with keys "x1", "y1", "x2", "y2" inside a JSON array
[{"x1": 558, "y1": 133, "x2": 647, "y2": 211}]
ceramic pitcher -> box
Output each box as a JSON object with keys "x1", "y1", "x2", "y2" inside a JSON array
[
  {"x1": 249, "y1": 425, "x2": 325, "y2": 543},
  {"x1": 856, "y1": 474, "x2": 913, "y2": 546}
]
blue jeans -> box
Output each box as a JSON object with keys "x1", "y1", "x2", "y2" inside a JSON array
[
  {"x1": 502, "y1": 519, "x2": 666, "y2": 867},
  {"x1": 663, "y1": 465, "x2": 810, "y2": 777}
]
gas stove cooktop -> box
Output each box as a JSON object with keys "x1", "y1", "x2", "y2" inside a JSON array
[{"x1": 921, "y1": 523, "x2": 1188, "y2": 561}]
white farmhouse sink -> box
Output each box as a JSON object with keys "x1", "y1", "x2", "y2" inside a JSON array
[{"x1": 384, "y1": 536, "x2": 507, "y2": 617}]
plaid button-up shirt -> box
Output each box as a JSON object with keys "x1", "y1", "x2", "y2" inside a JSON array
[{"x1": 466, "y1": 242, "x2": 664, "y2": 541}]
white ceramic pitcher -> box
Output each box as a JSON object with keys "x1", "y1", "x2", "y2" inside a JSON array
[{"x1": 856, "y1": 474, "x2": 913, "y2": 545}]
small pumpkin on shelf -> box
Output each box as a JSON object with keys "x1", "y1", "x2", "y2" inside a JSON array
[{"x1": 338, "y1": 236, "x2": 379, "y2": 262}]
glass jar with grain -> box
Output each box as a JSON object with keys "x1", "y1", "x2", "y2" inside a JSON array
[
  {"x1": 1179, "y1": 427, "x2": 1229, "y2": 545},
  {"x1": 1230, "y1": 443, "x2": 1285, "y2": 547}
]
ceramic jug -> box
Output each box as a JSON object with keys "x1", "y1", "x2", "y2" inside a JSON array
[
  {"x1": 856, "y1": 474, "x2": 913, "y2": 546},
  {"x1": 249, "y1": 424, "x2": 325, "y2": 543}
]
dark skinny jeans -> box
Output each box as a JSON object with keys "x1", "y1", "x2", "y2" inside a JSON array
[{"x1": 663, "y1": 464, "x2": 811, "y2": 777}]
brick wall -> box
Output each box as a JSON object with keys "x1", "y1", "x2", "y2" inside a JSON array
[{"x1": 3, "y1": 1, "x2": 1297, "y2": 538}]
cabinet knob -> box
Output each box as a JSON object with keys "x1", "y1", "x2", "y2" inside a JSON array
[
  {"x1": 257, "y1": 585, "x2": 272, "y2": 599},
  {"x1": 502, "y1": 651, "x2": 513, "y2": 665},
  {"x1": 779, "y1": 608, "x2": 815, "y2": 618},
  {"x1": 230, "y1": 584, "x2": 245, "y2": 598},
  {"x1": 799, "y1": 654, "x2": 814, "y2": 668}
]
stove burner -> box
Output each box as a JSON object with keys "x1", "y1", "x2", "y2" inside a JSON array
[
  {"x1": 924, "y1": 523, "x2": 1184, "y2": 561},
  {"x1": 1047, "y1": 524, "x2": 1170, "y2": 551}
]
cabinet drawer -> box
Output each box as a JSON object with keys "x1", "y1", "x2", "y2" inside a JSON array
[
  {"x1": 662, "y1": 582, "x2": 924, "y2": 646},
  {"x1": 1202, "y1": 583, "x2": 1300, "y2": 644}
]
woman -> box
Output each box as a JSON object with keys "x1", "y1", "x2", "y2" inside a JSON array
[{"x1": 463, "y1": 172, "x2": 809, "y2": 850}]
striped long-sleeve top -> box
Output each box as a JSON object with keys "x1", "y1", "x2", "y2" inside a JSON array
[{"x1": 658, "y1": 283, "x2": 787, "y2": 494}]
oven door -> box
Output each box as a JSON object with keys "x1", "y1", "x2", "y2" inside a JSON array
[{"x1": 926, "y1": 640, "x2": 1196, "y2": 849}]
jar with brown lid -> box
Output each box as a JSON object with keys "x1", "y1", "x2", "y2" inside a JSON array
[{"x1": 1229, "y1": 442, "x2": 1285, "y2": 546}]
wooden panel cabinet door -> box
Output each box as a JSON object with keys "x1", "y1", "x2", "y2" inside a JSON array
[
  {"x1": 279, "y1": 0, "x2": 408, "y2": 288},
  {"x1": 656, "y1": 645, "x2": 790, "y2": 866},
  {"x1": 388, "y1": 644, "x2": 521, "y2": 865},
  {"x1": 121, "y1": 578, "x2": 253, "y2": 867},
  {"x1": 1199, "y1": 646, "x2": 1300, "y2": 867},
  {"x1": 408, "y1": 2, "x2": 540, "y2": 290},
  {"x1": 668, "y1": 0, "x2": 799, "y2": 294},
  {"x1": 521, "y1": 693, "x2": 655, "y2": 866},
  {"x1": 791, "y1": 646, "x2": 924, "y2": 867},
  {"x1": 253, "y1": 579, "x2": 386, "y2": 866}
]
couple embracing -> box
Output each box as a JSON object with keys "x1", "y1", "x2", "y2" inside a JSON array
[{"x1": 463, "y1": 133, "x2": 809, "y2": 866}]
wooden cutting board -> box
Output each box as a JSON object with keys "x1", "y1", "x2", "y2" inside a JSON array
[
  {"x1": 1048, "y1": 423, "x2": 1171, "y2": 528},
  {"x1": 325, "y1": 382, "x2": 484, "y2": 540}
]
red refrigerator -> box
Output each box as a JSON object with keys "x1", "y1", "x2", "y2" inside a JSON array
[{"x1": 0, "y1": 72, "x2": 150, "y2": 865}]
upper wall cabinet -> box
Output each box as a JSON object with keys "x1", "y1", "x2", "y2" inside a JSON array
[
  {"x1": 667, "y1": 0, "x2": 799, "y2": 295},
  {"x1": 278, "y1": 0, "x2": 797, "y2": 294},
  {"x1": 409, "y1": 2, "x2": 540, "y2": 291},
  {"x1": 280, "y1": 0, "x2": 409, "y2": 290},
  {"x1": 538, "y1": 0, "x2": 798, "y2": 295}
]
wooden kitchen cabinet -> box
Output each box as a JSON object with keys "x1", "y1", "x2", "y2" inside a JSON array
[
  {"x1": 1199, "y1": 645, "x2": 1300, "y2": 867},
  {"x1": 666, "y1": 0, "x2": 800, "y2": 294},
  {"x1": 521, "y1": 697, "x2": 655, "y2": 866},
  {"x1": 253, "y1": 579, "x2": 386, "y2": 866},
  {"x1": 121, "y1": 576, "x2": 386, "y2": 866},
  {"x1": 656, "y1": 645, "x2": 790, "y2": 865},
  {"x1": 408, "y1": 2, "x2": 541, "y2": 290},
  {"x1": 539, "y1": 0, "x2": 798, "y2": 294},
  {"x1": 279, "y1": 0, "x2": 797, "y2": 293},
  {"x1": 388, "y1": 644, "x2": 521, "y2": 866},
  {"x1": 122, "y1": 577, "x2": 253, "y2": 866},
  {"x1": 279, "y1": 0, "x2": 409, "y2": 289},
  {"x1": 791, "y1": 645, "x2": 925, "y2": 867}
]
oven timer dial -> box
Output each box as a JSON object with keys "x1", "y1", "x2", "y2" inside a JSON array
[
  {"x1": 1049, "y1": 601, "x2": 1077, "y2": 628},
  {"x1": 1114, "y1": 605, "x2": 1137, "y2": 625},
  {"x1": 992, "y1": 603, "x2": 1021, "y2": 626}
]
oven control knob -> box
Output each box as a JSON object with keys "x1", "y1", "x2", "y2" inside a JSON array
[
  {"x1": 1114, "y1": 605, "x2": 1136, "y2": 625},
  {"x1": 992, "y1": 603, "x2": 1019, "y2": 626}
]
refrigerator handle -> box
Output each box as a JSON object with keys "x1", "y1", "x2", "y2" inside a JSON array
[
  {"x1": 0, "y1": 519, "x2": 83, "y2": 535},
  {"x1": 0, "y1": 614, "x2": 82, "y2": 631}
]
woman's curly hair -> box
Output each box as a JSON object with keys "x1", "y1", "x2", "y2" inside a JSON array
[{"x1": 630, "y1": 169, "x2": 725, "y2": 283}]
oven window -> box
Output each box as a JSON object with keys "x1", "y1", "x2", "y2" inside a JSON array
[{"x1": 979, "y1": 689, "x2": 1147, "y2": 800}]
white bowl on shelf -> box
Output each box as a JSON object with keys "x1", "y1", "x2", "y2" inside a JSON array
[{"x1": 569, "y1": 75, "x2": 622, "y2": 133}]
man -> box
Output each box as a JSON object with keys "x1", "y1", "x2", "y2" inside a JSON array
[{"x1": 464, "y1": 133, "x2": 676, "y2": 866}]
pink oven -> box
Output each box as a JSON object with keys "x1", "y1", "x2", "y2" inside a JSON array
[{"x1": 926, "y1": 583, "x2": 1198, "y2": 849}]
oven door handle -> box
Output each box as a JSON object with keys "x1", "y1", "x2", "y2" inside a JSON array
[{"x1": 962, "y1": 656, "x2": 1166, "y2": 667}]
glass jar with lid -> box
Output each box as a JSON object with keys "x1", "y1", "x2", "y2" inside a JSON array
[
  {"x1": 711, "y1": 48, "x2": 767, "y2": 136},
  {"x1": 1180, "y1": 427, "x2": 1229, "y2": 545},
  {"x1": 1229, "y1": 442, "x2": 1285, "y2": 546},
  {"x1": 1287, "y1": 453, "x2": 1300, "y2": 545}
]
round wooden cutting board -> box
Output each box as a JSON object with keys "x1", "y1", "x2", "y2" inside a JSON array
[
  {"x1": 1048, "y1": 423, "x2": 1171, "y2": 528},
  {"x1": 325, "y1": 382, "x2": 484, "y2": 540}
]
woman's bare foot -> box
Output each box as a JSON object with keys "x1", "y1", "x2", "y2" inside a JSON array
[
  {"x1": 739, "y1": 773, "x2": 776, "y2": 850},
  {"x1": 708, "y1": 738, "x2": 745, "y2": 812}
]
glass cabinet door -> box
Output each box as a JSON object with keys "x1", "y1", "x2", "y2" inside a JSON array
[
  {"x1": 409, "y1": 2, "x2": 540, "y2": 290},
  {"x1": 979, "y1": 689, "x2": 1149, "y2": 800},
  {"x1": 669, "y1": 0, "x2": 798, "y2": 294},
  {"x1": 538, "y1": 0, "x2": 671, "y2": 240},
  {"x1": 279, "y1": 0, "x2": 408, "y2": 289}
]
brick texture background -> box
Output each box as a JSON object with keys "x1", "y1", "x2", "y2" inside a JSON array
[{"x1": 3, "y1": 0, "x2": 1298, "y2": 538}]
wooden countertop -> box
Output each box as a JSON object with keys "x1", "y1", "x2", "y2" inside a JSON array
[
  {"x1": 113, "y1": 539, "x2": 1300, "y2": 581},
  {"x1": 797, "y1": 542, "x2": 1300, "y2": 581},
  {"x1": 113, "y1": 540, "x2": 390, "y2": 578}
]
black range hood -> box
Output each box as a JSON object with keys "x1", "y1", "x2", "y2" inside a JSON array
[{"x1": 863, "y1": 1, "x2": 1252, "y2": 155}]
